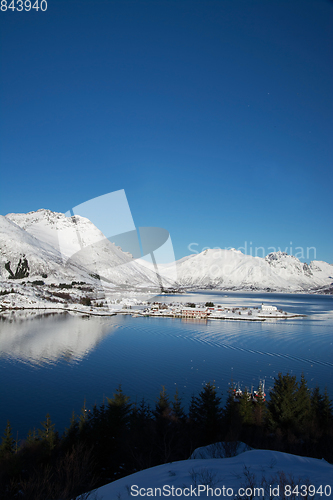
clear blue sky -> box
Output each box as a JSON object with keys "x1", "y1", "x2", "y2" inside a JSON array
[{"x1": 1, "y1": 0, "x2": 332, "y2": 263}]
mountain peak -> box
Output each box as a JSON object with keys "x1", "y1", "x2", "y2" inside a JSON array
[
  {"x1": 2, "y1": 210, "x2": 332, "y2": 292},
  {"x1": 1, "y1": 209, "x2": 169, "y2": 288}
]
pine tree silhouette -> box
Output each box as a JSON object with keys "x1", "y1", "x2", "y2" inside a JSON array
[
  {"x1": 38, "y1": 413, "x2": 57, "y2": 451},
  {"x1": 189, "y1": 382, "x2": 223, "y2": 444},
  {"x1": 0, "y1": 421, "x2": 14, "y2": 456},
  {"x1": 267, "y1": 373, "x2": 311, "y2": 434},
  {"x1": 238, "y1": 387, "x2": 254, "y2": 426},
  {"x1": 154, "y1": 386, "x2": 171, "y2": 419}
]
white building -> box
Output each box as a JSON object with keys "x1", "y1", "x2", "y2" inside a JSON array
[{"x1": 261, "y1": 303, "x2": 277, "y2": 312}]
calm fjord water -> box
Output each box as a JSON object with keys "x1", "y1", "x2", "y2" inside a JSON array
[{"x1": 0, "y1": 292, "x2": 332, "y2": 439}]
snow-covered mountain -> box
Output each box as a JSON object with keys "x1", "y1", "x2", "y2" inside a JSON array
[
  {"x1": 1, "y1": 210, "x2": 332, "y2": 293},
  {"x1": 0, "y1": 214, "x2": 94, "y2": 283},
  {"x1": 2, "y1": 209, "x2": 170, "y2": 288},
  {"x1": 160, "y1": 248, "x2": 333, "y2": 292}
]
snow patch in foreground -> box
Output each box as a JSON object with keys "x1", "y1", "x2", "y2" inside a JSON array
[{"x1": 91, "y1": 446, "x2": 333, "y2": 499}]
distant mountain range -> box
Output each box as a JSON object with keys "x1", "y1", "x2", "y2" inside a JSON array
[
  {"x1": 1, "y1": 209, "x2": 332, "y2": 293},
  {"x1": 159, "y1": 248, "x2": 333, "y2": 293}
]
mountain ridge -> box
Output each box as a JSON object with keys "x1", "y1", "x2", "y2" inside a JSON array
[
  {"x1": 1, "y1": 209, "x2": 332, "y2": 293},
  {"x1": 2, "y1": 210, "x2": 169, "y2": 289}
]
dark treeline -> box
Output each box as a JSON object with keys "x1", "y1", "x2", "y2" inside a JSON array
[{"x1": 0, "y1": 373, "x2": 332, "y2": 499}]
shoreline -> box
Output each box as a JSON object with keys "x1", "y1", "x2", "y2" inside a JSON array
[
  {"x1": 1, "y1": 281, "x2": 323, "y2": 321},
  {"x1": 0, "y1": 302, "x2": 306, "y2": 322}
]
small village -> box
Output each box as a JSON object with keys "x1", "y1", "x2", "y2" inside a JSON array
[
  {"x1": 0, "y1": 281, "x2": 305, "y2": 321},
  {"x1": 136, "y1": 302, "x2": 305, "y2": 321}
]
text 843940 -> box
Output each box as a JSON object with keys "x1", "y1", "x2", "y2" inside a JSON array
[{"x1": 1, "y1": 0, "x2": 47, "y2": 11}]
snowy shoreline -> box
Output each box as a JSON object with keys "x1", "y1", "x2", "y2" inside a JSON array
[{"x1": 0, "y1": 283, "x2": 306, "y2": 322}]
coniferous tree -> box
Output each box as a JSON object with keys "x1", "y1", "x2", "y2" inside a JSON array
[
  {"x1": 26, "y1": 427, "x2": 38, "y2": 445},
  {"x1": 189, "y1": 382, "x2": 223, "y2": 444},
  {"x1": 105, "y1": 385, "x2": 132, "y2": 476},
  {"x1": 170, "y1": 389, "x2": 189, "y2": 459},
  {"x1": 253, "y1": 383, "x2": 267, "y2": 426},
  {"x1": 88, "y1": 403, "x2": 101, "y2": 432},
  {"x1": 106, "y1": 384, "x2": 132, "y2": 430},
  {"x1": 311, "y1": 385, "x2": 323, "y2": 425},
  {"x1": 129, "y1": 399, "x2": 155, "y2": 470},
  {"x1": 267, "y1": 373, "x2": 311, "y2": 435},
  {"x1": 0, "y1": 421, "x2": 14, "y2": 456},
  {"x1": 130, "y1": 398, "x2": 152, "y2": 433},
  {"x1": 172, "y1": 389, "x2": 186, "y2": 422},
  {"x1": 154, "y1": 386, "x2": 171, "y2": 419},
  {"x1": 238, "y1": 388, "x2": 254, "y2": 426},
  {"x1": 295, "y1": 373, "x2": 311, "y2": 432},
  {"x1": 130, "y1": 397, "x2": 149, "y2": 422},
  {"x1": 267, "y1": 373, "x2": 298, "y2": 432},
  {"x1": 310, "y1": 386, "x2": 333, "y2": 434},
  {"x1": 78, "y1": 399, "x2": 89, "y2": 434},
  {"x1": 153, "y1": 387, "x2": 189, "y2": 463},
  {"x1": 62, "y1": 410, "x2": 79, "y2": 450},
  {"x1": 153, "y1": 386, "x2": 173, "y2": 462},
  {"x1": 223, "y1": 383, "x2": 240, "y2": 434},
  {"x1": 102, "y1": 384, "x2": 132, "y2": 455},
  {"x1": 321, "y1": 388, "x2": 333, "y2": 431},
  {"x1": 38, "y1": 413, "x2": 57, "y2": 451}
]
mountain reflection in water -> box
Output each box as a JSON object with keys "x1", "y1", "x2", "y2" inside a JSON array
[
  {"x1": 0, "y1": 312, "x2": 113, "y2": 365},
  {"x1": 0, "y1": 292, "x2": 332, "y2": 439}
]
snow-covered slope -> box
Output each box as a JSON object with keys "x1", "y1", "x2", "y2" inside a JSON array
[
  {"x1": 91, "y1": 445, "x2": 333, "y2": 499},
  {"x1": 0, "y1": 215, "x2": 94, "y2": 283},
  {"x1": 162, "y1": 249, "x2": 333, "y2": 292},
  {"x1": 2, "y1": 210, "x2": 332, "y2": 292},
  {"x1": 3, "y1": 210, "x2": 169, "y2": 288},
  {"x1": 6, "y1": 209, "x2": 132, "y2": 265}
]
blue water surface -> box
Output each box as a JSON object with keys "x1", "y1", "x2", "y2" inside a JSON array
[{"x1": 0, "y1": 291, "x2": 332, "y2": 439}]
